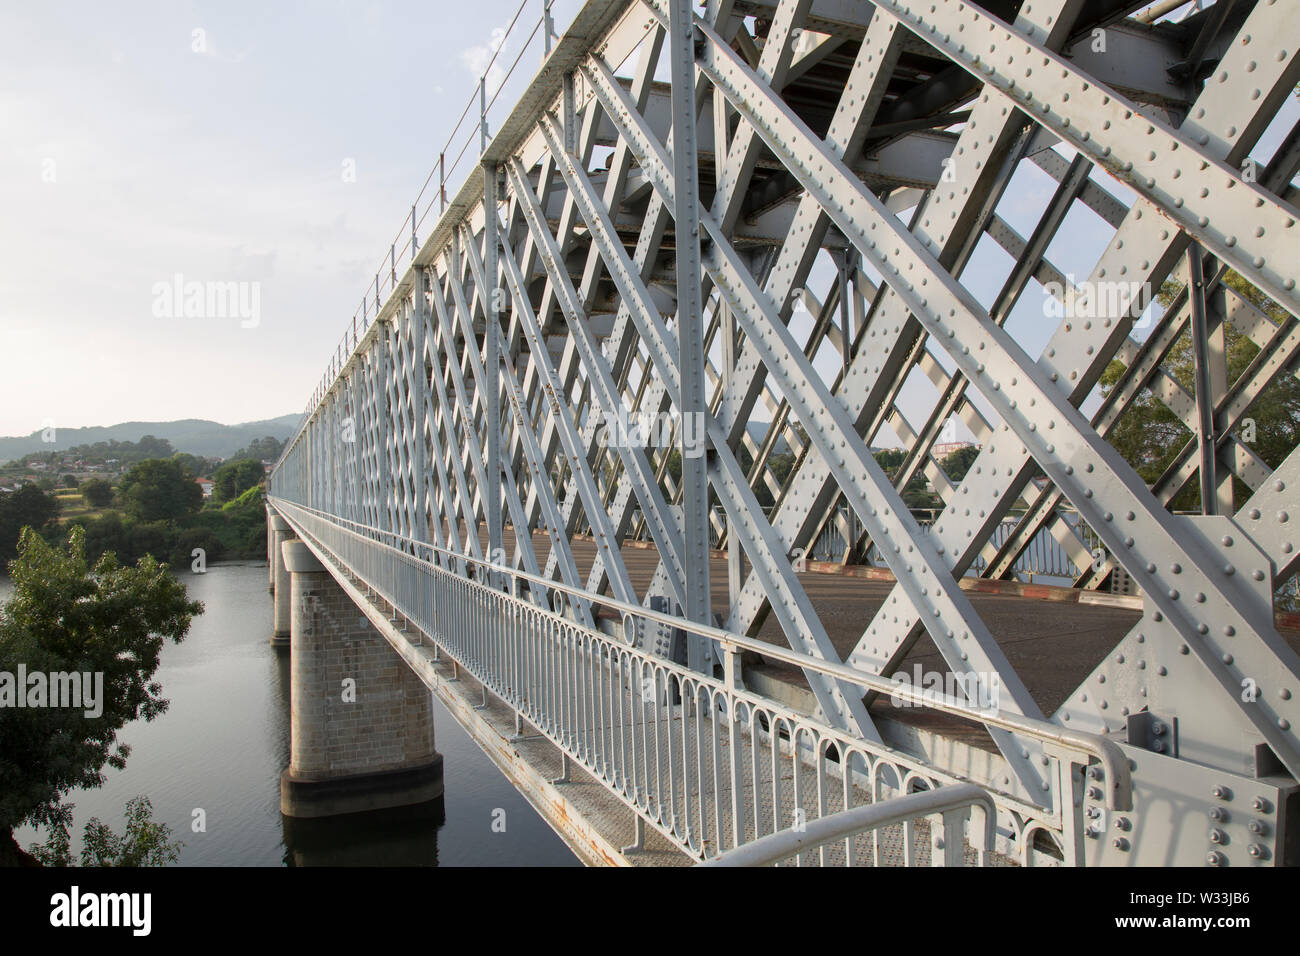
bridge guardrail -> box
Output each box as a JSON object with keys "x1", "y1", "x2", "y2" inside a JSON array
[
  {"x1": 270, "y1": 496, "x2": 1131, "y2": 865},
  {"x1": 700, "y1": 783, "x2": 996, "y2": 867}
]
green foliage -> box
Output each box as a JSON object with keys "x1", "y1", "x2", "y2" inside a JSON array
[
  {"x1": 874, "y1": 447, "x2": 905, "y2": 471},
  {"x1": 0, "y1": 485, "x2": 59, "y2": 560},
  {"x1": 78, "y1": 478, "x2": 114, "y2": 508},
  {"x1": 872, "y1": 448, "x2": 938, "y2": 510},
  {"x1": 66, "y1": 481, "x2": 265, "y2": 569},
  {"x1": 28, "y1": 796, "x2": 183, "y2": 867},
  {"x1": 939, "y1": 445, "x2": 980, "y2": 484},
  {"x1": 60, "y1": 474, "x2": 78, "y2": 489},
  {"x1": 117, "y1": 459, "x2": 202, "y2": 522},
  {"x1": 212, "y1": 458, "x2": 265, "y2": 504},
  {"x1": 170, "y1": 452, "x2": 212, "y2": 479},
  {"x1": 0, "y1": 527, "x2": 201, "y2": 836},
  {"x1": 1101, "y1": 271, "x2": 1300, "y2": 509},
  {"x1": 229, "y1": 436, "x2": 285, "y2": 462}
]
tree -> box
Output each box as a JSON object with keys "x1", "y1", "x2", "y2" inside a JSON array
[
  {"x1": 117, "y1": 458, "x2": 202, "y2": 522},
  {"x1": 872, "y1": 448, "x2": 937, "y2": 511},
  {"x1": 60, "y1": 474, "x2": 78, "y2": 489},
  {"x1": 212, "y1": 458, "x2": 265, "y2": 504},
  {"x1": 135, "y1": 435, "x2": 174, "y2": 460},
  {"x1": 1099, "y1": 271, "x2": 1300, "y2": 510},
  {"x1": 28, "y1": 796, "x2": 183, "y2": 867},
  {"x1": 171, "y1": 453, "x2": 206, "y2": 478},
  {"x1": 940, "y1": 445, "x2": 980, "y2": 484},
  {"x1": 0, "y1": 527, "x2": 202, "y2": 863},
  {"x1": 0, "y1": 485, "x2": 58, "y2": 560},
  {"x1": 230, "y1": 436, "x2": 285, "y2": 462},
  {"x1": 79, "y1": 478, "x2": 114, "y2": 508}
]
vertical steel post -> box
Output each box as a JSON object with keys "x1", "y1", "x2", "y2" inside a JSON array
[
  {"x1": 668, "y1": 0, "x2": 711, "y2": 668},
  {"x1": 480, "y1": 76, "x2": 489, "y2": 155},
  {"x1": 412, "y1": 273, "x2": 430, "y2": 544},
  {"x1": 412, "y1": 204, "x2": 418, "y2": 254},
  {"x1": 439, "y1": 152, "x2": 447, "y2": 212},
  {"x1": 714, "y1": 84, "x2": 741, "y2": 614},
  {"x1": 483, "y1": 163, "x2": 504, "y2": 578},
  {"x1": 543, "y1": 0, "x2": 555, "y2": 57},
  {"x1": 376, "y1": 323, "x2": 392, "y2": 532},
  {"x1": 1187, "y1": 243, "x2": 1219, "y2": 515},
  {"x1": 562, "y1": 72, "x2": 577, "y2": 157}
]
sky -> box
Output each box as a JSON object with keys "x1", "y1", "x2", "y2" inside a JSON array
[
  {"x1": 0, "y1": 0, "x2": 585, "y2": 437},
  {"x1": 1, "y1": 1, "x2": 1294, "y2": 448}
]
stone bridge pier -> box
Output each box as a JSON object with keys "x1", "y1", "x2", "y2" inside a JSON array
[
  {"x1": 269, "y1": 513, "x2": 295, "y2": 646},
  {"x1": 277, "y1": 538, "x2": 443, "y2": 819}
]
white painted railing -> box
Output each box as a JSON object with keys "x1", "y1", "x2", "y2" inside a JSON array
[{"x1": 270, "y1": 497, "x2": 1130, "y2": 865}]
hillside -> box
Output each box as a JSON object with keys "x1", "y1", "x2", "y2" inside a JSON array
[{"x1": 0, "y1": 414, "x2": 304, "y2": 463}]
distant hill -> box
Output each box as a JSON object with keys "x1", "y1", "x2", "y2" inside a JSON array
[{"x1": 0, "y1": 414, "x2": 304, "y2": 463}]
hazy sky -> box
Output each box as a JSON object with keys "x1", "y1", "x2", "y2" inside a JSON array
[
  {"x1": 2, "y1": 2, "x2": 1294, "y2": 446},
  {"x1": 0, "y1": 0, "x2": 585, "y2": 437}
]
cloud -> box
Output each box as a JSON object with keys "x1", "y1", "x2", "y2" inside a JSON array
[{"x1": 460, "y1": 25, "x2": 508, "y2": 91}]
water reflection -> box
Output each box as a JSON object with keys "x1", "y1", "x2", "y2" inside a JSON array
[{"x1": 282, "y1": 799, "x2": 446, "y2": 866}]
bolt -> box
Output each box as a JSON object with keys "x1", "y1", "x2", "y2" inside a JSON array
[
  {"x1": 1209, "y1": 807, "x2": 1227, "y2": 822},
  {"x1": 1212, "y1": 786, "x2": 1232, "y2": 801},
  {"x1": 1112, "y1": 837, "x2": 1129, "y2": 851},
  {"x1": 1206, "y1": 851, "x2": 1226, "y2": 866},
  {"x1": 1248, "y1": 844, "x2": 1267, "y2": 860},
  {"x1": 1253, "y1": 796, "x2": 1272, "y2": 813},
  {"x1": 1208, "y1": 828, "x2": 1227, "y2": 844}
]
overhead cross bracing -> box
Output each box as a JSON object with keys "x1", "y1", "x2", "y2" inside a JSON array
[{"x1": 271, "y1": 0, "x2": 1300, "y2": 866}]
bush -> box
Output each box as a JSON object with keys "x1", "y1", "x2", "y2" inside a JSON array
[{"x1": 79, "y1": 478, "x2": 114, "y2": 508}]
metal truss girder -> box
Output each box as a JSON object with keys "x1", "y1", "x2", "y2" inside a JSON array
[
  {"x1": 502, "y1": 157, "x2": 655, "y2": 608},
  {"x1": 1237, "y1": 448, "x2": 1300, "y2": 583},
  {"x1": 636, "y1": 3, "x2": 1071, "y2": 643},
  {"x1": 836, "y1": 0, "x2": 1300, "y2": 781},
  {"x1": 599, "y1": 6, "x2": 1059, "y2": 799},
  {"x1": 534, "y1": 118, "x2": 696, "y2": 586},
  {"x1": 426, "y1": 272, "x2": 496, "y2": 561},
  {"x1": 537, "y1": 103, "x2": 878, "y2": 738},
  {"x1": 676, "y1": 0, "x2": 1300, "y2": 779},
  {"x1": 668, "y1": 0, "x2": 712, "y2": 644},
  {"x1": 498, "y1": 347, "x2": 596, "y2": 623},
  {"x1": 584, "y1": 11, "x2": 871, "y2": 569},
  {"x1": 1151, "y1": 315, "x2": 1300, "y2": 505},
  {"x1": 865, "y1": 0, "x2": 1300, "y2": 323},
  {"x1": 456, "y1": 224, "x2": 576, "y2": 590},
  {"x1": 533, "y1": 11, "x2": 741, "y2": 597}
]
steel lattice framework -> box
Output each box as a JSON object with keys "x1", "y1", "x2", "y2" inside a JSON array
[{"x1": 271, "y1": 0, "x2": 1300, "y2": 865}]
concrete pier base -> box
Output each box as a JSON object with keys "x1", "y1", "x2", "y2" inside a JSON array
[
  {"x1": 279, "y1": 539, "x2": 443, "y2": 819},
  {"x1": 267, "y1": 505, "x2": 275, "y2": 592},
  {"x1": 269, "y1": 514, "x2": 294, "y2": 646}
]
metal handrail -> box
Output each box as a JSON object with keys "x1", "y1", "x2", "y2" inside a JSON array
[
  {"x1": 268, "y1": 495, "x2": 1133, "y2": 811},
  {"x1": 700, "y1": 783, "x2": 996, "y2": 867}
]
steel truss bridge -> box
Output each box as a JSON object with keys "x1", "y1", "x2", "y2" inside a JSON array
[{"x1": 269, "y1": 0, "x2": 1300, "y2": 866}]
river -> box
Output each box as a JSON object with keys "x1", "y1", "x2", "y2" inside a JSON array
[{"x1": 6, "y1": 561, "x2": 578, "y2": 866}]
